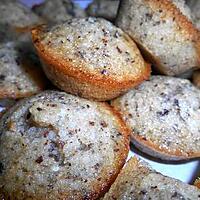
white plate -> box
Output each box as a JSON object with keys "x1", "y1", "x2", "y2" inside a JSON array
[{"x1": 128, "y1": 147, "x2": 199, "y2": 184}]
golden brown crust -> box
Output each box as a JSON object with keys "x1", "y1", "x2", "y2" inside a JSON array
[
  {"x1": 192, "y1": 70, "x2": 200, "y2": 88},
  {"x1": 148, "y1": 0, "x2": 199, "y2": 36},
  {"x1": 0, "y1": 91, "x2": 130, "y2": 199},
  {"x1": 103, "y1": 157, "x2": 148, "y2": 200},
  {"x1": 194, "y1": 178, "x2": 200, "y2": 189},
  {"x1": 74, "y1": 103, "x2": 130, "y2": 200},
  {"x1": 147, "y1": 0, "x2": 200, "y2": 60},
  {"x1": 132, "y1": 134, "x2": 200, "y2": 161},
  {"x1": 32, "y1": 24, "x2": 151, "y2": 101},
  {"x1": 111, "y1": 93, "x2": 200, "y2": 161},
  {"x1": 87, "y1": 102, "x2": 130, "y2": 198},
  {"x1": 149, "y1": 0, "x2": 200, "y2": 70},
  {"x1": 116, "y1": 0, "x2": 200, "y2": 75},
  {"x1": 104, "y1": 157, "x2": 200, "y2": 199}
]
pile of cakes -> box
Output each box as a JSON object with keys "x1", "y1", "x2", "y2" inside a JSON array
[{"x1": 0, "y1": 0, "x2": 199, "y2": 199}]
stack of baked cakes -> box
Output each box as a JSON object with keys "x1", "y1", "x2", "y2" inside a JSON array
[{"x1": 0, "y1": 0, "x2": 199, "y2": 199}]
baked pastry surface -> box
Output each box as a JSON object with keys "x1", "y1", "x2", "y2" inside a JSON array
[
  {"x1": 0, "y1": 41, "x2": 47, "y2": 99},
  {"x1": 104, "y1": 157, "x2": 200, "y2": 199},
  {"x1": 112, "y1": 76, "x2": 200, "y2": 160},
  {"x1": 32, "y1": 17, "x2": 150, "y2": 101},
  {"x1": 0, "y1": 90, "x2": 130, "y2": 199},
  {"x1": 116, "y1": 0, "x2": 200, "y2": 76}
]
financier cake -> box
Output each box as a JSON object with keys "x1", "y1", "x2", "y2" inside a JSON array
[
  {"x1": 116, "y1": 0, "x2": 200, "y2": 76},
  {"x1": 0, "y1": 1, "x2": 41, "y2": 42},
  {"x1": 111, "y1": 76, "x2": 200, "y2": 160},
  {"x1": 0, "y1": 90, "x2": 130, "y2": 199},
  {"x1": 103, "y1": 157, "x2": 200, "y2": 199},
  {"x1": 32, "y1": 17, "x2": 150, "y2": 101},
  {"x1": 0, "y1": 41, "x2": 47, "y2": 99}
]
